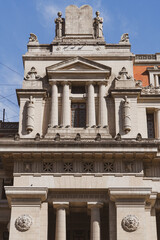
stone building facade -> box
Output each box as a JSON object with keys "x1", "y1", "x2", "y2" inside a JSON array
[{"x1": 0, "y1": 4, "x2": 160, "y2": 240}]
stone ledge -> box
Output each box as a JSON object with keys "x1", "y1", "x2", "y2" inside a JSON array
[{"x1": 5, "y1": 186, "x2": 48, "y2": 206}]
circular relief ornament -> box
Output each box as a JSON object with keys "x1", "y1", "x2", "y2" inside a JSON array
[
  {"x1": 15, "y1": 215, "x2": 32, "y2": 232},
  {"x1": 122, "y1": 215, "x2": 139, "y2": 232}
]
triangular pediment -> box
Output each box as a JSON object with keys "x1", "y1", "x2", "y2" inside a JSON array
[{"x1": 46, "y1": 56, "x2": 111, "y2": 73}]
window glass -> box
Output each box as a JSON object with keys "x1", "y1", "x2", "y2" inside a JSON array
[
  {"x1": 147, "y1": 113, "x2": 155, "y2": 138},
  {"x1": 71, "y1": 103, "x2": 86, "y2": 127}
]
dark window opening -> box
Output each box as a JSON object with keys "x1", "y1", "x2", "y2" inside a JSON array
[
  {"x1": 72, "y1": 86, "x2": 85, "y2": 94},
  {"x1": 147, "y1": 113, "x2": 155, "y2": 138},
  {"x1": 3, "y1": 231, "x2": 9, "y2": 240},
  {"x1": 156, "y1": 211, "x2": 160, "y2": 240},
  {"x1": 2, "y1": 178, "x2": 13, "y2": 199},
  {"x1": 71, "y1": 103, "x2": 86, "y2": 128}
]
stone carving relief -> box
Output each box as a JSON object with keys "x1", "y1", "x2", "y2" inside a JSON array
[
  {"x1": 15, "y1": 215, "x2": 32, "y2": 232},
  {"x1": 125, "y1": 162, "x2": 133, "y2": 172},
  {"x1": 104, "y1": 162, "x2": 114, "y2": 172},
  {"x1": 26, "y1": 96, "x2": 35, "y2": 134},
  {"x1": 24, "y1": 162, "x2": 32, "y2": 172},
  {"x1": 63, "y1": 162, "x2": 73, "y2": 172},
  {"x1": 43, "y1": 162, "x2": 53, "y2": 172},
  {"x1": 25, "y1": 67, "x2": 41, "y2": 81},
  {"x1": 93, "y1": 11, "x2": 103, "y2": 38},
  {"x1": 16, "y1": 159, "x2": 144, "y2": 175},
  {"x1": 55, "y1": 12, "x2": 65, "y2": 38},
  {"x1": 122, "y1": 215, "x2": 139, "y2": 232},
  {"x1": 142, "y1": 84, "x2": 160, "y2": 95},
  {"x1": 123, "y1": 96, "x2": 131, "y2": 133},
  {"x1": 135, "y1": 80, "x2": 142, "y2": 87},
  {"x1": 29, "y1": 33, "x2": 39, "y2": 43},
  {"x1": 119, "y1": 33, "x2": 130, "y2": 44},
  {"x1": 83, "y1": 162, "x2": 94, "y2": 172},
  {"x1": 116, "y1": 67, "x2": 132, "y2": 81}
]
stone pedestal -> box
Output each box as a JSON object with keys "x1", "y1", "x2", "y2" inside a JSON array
[
  {"x1": 53, "y1": 202, "x2": 69, "y2": 240},
  {"x1": 5, "y1": 187, "x2": 48, "y2": 240}
]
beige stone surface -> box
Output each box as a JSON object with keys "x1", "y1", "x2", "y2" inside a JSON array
[
  {"x1": 1, "y1": 3, "x2": 160, "y2": 240},
  {"x1": 65, "y1": 5, "x2": 93, "y2": 36}
]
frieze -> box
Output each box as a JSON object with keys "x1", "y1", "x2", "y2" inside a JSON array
[
  {"x1": 13, "y1": 159, "x2": 144, "y2": 175},
  {"x1": 49, "y1": 191, "x2": 108, "y2": 203}
]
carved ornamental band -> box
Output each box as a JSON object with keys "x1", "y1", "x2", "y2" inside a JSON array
[
  {"x1": 15, "y1": 215, "x2": 32, "y2": 232},
  {"x1": 121, "y1": 215, "x2": 139, "y2": 232}
]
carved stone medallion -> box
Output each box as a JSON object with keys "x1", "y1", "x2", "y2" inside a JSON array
[
  {"x1": 122, "y1": 215, "x2": 139, "y2": 232},
  {"x1": 15, "y1": 215, "x2": 32, "y2": 232}
]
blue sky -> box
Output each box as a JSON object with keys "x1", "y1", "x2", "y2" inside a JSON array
[{"x1": 0, "y1": 0, "x2": 160, "y2": 122}]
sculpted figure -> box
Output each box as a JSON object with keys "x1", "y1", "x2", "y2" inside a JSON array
[
  {"x1": 29, "y1": 33, "x2": 39, "y2": 43},
  {"x1": 94, "y1": 11, "x2": 103, "y2": 38},
  {"x1": 119, "y1": 33, "x2": 130, "y2": 44},
  {"x1": 55, "y1": 12, "x2": 64, "y2": 38},
  {"x1": 25, "y1": 67, "x2": 40, "y2": 80}
]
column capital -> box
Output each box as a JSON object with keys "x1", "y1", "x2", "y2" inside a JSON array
[
  {"x1": 97, "y1": 80, "x2": 108, "y2": 86},
  {"x1": 53, "y1": 202, "x2": 69, "y2": 209},
  {"x1": 86, "y1": 81, "x2": 95, "y2": 86},
  {"x1": 49, "y1": 80, "x2": 58, "y2": 85},
  {"x1": 88, "y1": 202, "x2": 103, "y2": 209},
  {"x1": 61, "y1": 81, "x2": 71, "y2": 86}
]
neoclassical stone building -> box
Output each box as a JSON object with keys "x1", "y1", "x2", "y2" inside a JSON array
[{"x1": 1, "y1": 4, "x2": 160, "y2": 240}]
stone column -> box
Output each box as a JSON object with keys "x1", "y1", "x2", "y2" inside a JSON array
[
  {"x1": 109, "y1": 200, "x2": 116, "y2": 240},
  {"x1": 98, "y1": 82, "x2": 108, "y2": 127},
  {"x1": 155, "y1": 74, "x2": 159, "y2": 87},
  {"x1": 88, "y1": 202, "x2": 103, "y2": 240},
  {"x1": 53, "y1": 202, "x2": 69, "y2": 240},
  {"x1": 87, "y1": 82, "x2": 96, "y2": 127},
  {"x1": 50, "y1": 82, "x2": 58, "y2": 127},
  {"x1": 61, "y1": 82, "x2": 70, "y2": 127},
  {"x1": 156, "y1": 109, "x2": 160, "y2": 139}
]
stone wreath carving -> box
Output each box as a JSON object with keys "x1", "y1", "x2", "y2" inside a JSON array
[
  {"x1": 15, "y1": 215, "x2": 32, "y2": 232},
  {"x1": 122, "y1": 215, "x2": 139, "y2": 232}
]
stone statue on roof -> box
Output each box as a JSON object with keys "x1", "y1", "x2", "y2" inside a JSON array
[
  {"x1": 93, "y1": 11, "x2": 103, "y2": 38},
  {"x1": 55, "y1": 12, "x2": 65, "y2": 38}
]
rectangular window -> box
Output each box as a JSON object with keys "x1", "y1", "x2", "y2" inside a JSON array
[
  {"x1": 71, "y1": 103, "x2": 86, "y2": 128},
  {"x1": 147, "y1": 113, "x2": 155, "y2": 138}
]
